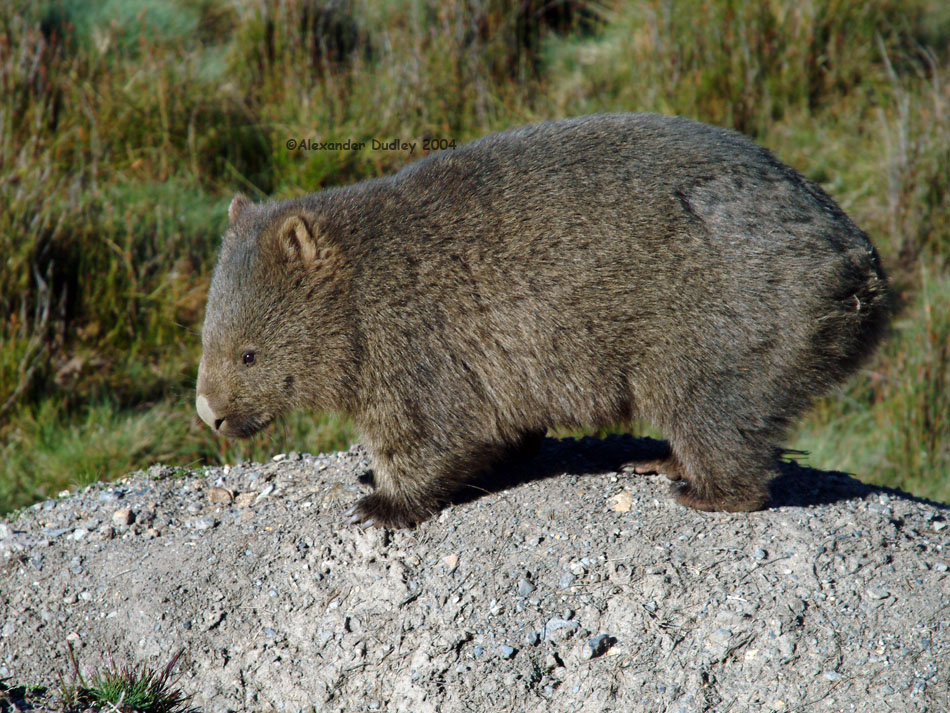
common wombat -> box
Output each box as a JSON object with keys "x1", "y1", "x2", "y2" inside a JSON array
[{"x1": 196, "y1": 113, "x2": 890, "y2": 528}]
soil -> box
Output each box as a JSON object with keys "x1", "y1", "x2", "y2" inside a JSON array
[{"x1": 1, "y1": 435, "x2": 948, "y2": 712}]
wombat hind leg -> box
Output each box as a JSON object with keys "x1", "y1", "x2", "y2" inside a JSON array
[
  {"x1": 632, "y1": 445, "x2": 684, "y2": 481},
  {"x1": 671, "y1": 444, "x2": 771, "y2": 512},
  {"x1": 345, "y1": 492, "x2": 433, "y2": 529},
  {"x1": 673, "y1": 478, "x2": 768, "y2": 512}
]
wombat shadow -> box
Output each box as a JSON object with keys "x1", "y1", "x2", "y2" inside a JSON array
[{"x1": 439, "y1": 433, "x2": 948, "y2": 513}]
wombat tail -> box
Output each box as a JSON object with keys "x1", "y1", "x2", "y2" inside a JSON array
[{"x1": 816, "y1": 245, "x2": 893, "y2": 386}]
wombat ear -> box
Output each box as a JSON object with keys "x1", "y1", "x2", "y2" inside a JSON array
[
  {"x1": 229, "y1": 193, "x2": 250, "y2": 225},
  {"x1": 278, "y1": 215, "x2": 319, "y2": 264}
]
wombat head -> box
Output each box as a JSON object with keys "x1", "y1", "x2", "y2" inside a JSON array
[{"x1": 196, "y1": 194, "x2": 354, "y2": 438}]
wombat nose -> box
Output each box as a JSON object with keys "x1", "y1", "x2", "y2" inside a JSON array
[{"x1": 195, "y1": 394, "x2": 219, "y2": 430}]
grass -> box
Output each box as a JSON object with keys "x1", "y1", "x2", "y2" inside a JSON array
[
  {"x1": 58, "y1": 644, "x2": 200, "y2": 713},
  {"x1": 1, "y1": 0, "x2": 948, "y2": 514}
]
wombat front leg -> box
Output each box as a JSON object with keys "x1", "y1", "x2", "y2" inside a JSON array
[
  {"x1": 344, "y1": 426, "x2": 548, "y2": 528},
  {"x1": 344, "y1": 439, "x2": 464, "y2": 528},
  {"x1": 345, "y1": 490, "x2": 428, "y2": 530}
]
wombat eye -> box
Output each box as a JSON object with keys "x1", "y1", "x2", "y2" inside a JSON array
[{"x1": 242, "y1": 351, "x2": 256, "y2": 366}]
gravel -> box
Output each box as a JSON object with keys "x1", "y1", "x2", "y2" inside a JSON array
[{"x1": 0, "y1": 435, "x2": 948, "y2": 712}]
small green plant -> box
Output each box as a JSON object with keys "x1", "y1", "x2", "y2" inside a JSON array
[{"x1": 59, "y1": 643, "x2": 200, "y2": 713}]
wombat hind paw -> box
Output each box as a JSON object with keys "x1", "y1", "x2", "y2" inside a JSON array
[
  {"x1": 672, "y1": 481, "x2": 768, "y2": 513},
  {"x1": 633, "y1": 456, "x2": 683, "y2": 481},
  {"x1": 345, "y1": 493, "x2": 431, "y2": 529}
]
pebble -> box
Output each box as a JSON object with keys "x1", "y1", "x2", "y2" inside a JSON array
[
  {"x1": 208, "y1": 487, "x2": 234, "y2": 504},
  {"x1": 497, "y1": 645, "x2": 516, "y2": 660},
  {"x1": 517, "y1": 579, "x2": 536, "y2": 596},
  {"x1": 0, "y1": 523, "x2": 11, "y2": 540},
  {"x1": 866, "y1": 587, "x2": 891, "y2": 600},
  {"x1": 192, "y1": 517, "x2": 217, "y2": 531},
  {"x1": 443, "y1": 553, "x2": 460, "y2": 573},
  {"x1": 112, "y1": 508, "x2": 134, "y2": 527},
  {"x1": 255, "y1": 484, "x2": 275, "y2": 503},
  {"x1": 70, "y1": 528, "x2": 89, "y2": 541},
  {"x1": 544, "y1": 617, "x2": 579, "y2": 641},
  {"x1": 583, "y1": 634, "x2": 611, "y2": 660},
  {"x1": 753, "y1": 547, "x2": 768, "y2": 560},
  {"x1": 235, "y1": 493, "x2": 257, "y2": 507},
  {"x1": 98, "y1": 490, "x2": 122, "y2": 503}
]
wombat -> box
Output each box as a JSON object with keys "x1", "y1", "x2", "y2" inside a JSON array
[{"x1": 196, "y1": 113, "x2": 890, "y2": 528}]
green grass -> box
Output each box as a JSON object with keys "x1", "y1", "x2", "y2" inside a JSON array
[
  {"x1": 58, "y1": 644, "x2": 200, "y2": 713},
  {"x1": 1, "y1": 0, "x2": 948, "y2": 514}
]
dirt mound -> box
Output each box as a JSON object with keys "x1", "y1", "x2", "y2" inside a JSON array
[{"x1": 2, "y1": 436, "x2": 948, "y2": 712}]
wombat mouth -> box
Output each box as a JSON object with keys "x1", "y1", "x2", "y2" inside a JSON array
[{"x1": 222, "y1": 414, "x2": 274, "y2": 439}]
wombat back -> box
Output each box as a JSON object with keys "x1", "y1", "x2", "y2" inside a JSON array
[{"x1": 197, "y1": 113, "x2": 891, "y2": 528}]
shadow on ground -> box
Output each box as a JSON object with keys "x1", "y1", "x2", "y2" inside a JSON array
[{"x1": 363, "y1": 434, "x2": 950, "y2": 515}]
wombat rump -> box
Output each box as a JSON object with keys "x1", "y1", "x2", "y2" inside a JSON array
[{"x1": 196, "y1": 113, "x2": 890, "y2": 528}]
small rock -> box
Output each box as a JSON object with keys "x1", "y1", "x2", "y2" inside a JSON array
[
  {"x1": 208, "y1": 487, "x2": 234, "y2": 504},
  {"x1": 517, "y1": 579, "x2": 536, "y2": 596},
  {"x1": 0, "y1": 523, "x2": 12, "y2": 540},
  {"x1": 112, "y1": 508, "x2": 134, "y2": 527},
  {"x1": 608, "y1": 491, "x2": 634, "y2": 513},
  {"x1": 933, "y1": 562, "x2": 948, "y2": 572},
  {"x1": 497, "y1": 645, "x2": 516, "y2": 660},
  {"x1": 255, "y1": 484, "x2": 275, "y2": 503},
  {"x1": 583, "y1": 634, "x2": 611, "y2": 660},
  {"x1": 866, "y1": 587, "x2": 890, "y2": 600},
  {"x1": 544, "y1": 617, "x2": 579, "y2": 641},
  {"x1": 525, "y1": 630, "x2": 541, "y2": 646},
  {"x1": 753, "y1": 547, "x2": 768, "y2": 560},
  {"x1": 443, "y1": 553, "x2": 459, "y2": 573},
  {"x1": 235, "y1": 493, "x2": 257, "y2": 507},
  {"x1": 192, "y1": 517, "x2": 217, "y2": 530}
]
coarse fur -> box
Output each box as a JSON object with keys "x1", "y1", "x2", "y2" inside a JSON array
[{"x1": 196, "y1": 113, "x2": 891, "y2": 528}]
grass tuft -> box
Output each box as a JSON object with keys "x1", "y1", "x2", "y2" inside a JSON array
[{"x1": 59, "y1": 643, "x2": 200, "y2": 713}]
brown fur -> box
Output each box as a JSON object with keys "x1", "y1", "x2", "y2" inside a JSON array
[{"x1": 196, "y1": 113, "x2": 891, "y2": 528}]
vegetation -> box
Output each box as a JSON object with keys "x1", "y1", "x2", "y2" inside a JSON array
[
  {"x1": 1, "y1": 0, "x2": 948, "y2": 513},
  {"x1": 57, "y1": 644, "x2": 200, "y2": 712}
]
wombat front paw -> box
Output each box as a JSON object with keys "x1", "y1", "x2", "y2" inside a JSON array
[{"x1": 345, "y1": 494, "x2": 429, "y2": 529}]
